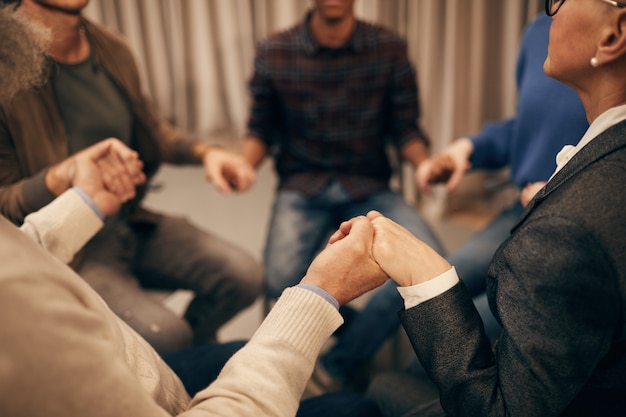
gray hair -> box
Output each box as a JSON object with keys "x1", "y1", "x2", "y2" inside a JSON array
[{"x1": 0, "y1": 4, "x2": 50, "y2": 100}]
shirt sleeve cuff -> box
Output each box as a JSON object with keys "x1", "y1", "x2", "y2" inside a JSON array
[
  {"x1": 397, "y1": 267, "x2": 459, "y2": 310},
  {"x1": 295, "y1": 283, "x2": 340, "y2": 310},
  {"x1": 71, "y1": 186, "x2": 105, "y2": 220}
]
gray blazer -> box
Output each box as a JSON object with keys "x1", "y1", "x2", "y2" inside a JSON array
[{"x1": 400, "y1": 120, "x2": 626, "y2": 416}]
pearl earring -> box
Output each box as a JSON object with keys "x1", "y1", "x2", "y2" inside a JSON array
[{"x1": 590, "y1": 57, "x2": 599, "y2": 67}]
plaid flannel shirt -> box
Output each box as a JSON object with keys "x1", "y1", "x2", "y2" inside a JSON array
[{"x1": 247, "y1": 11, "x2": 429, "y2": 198}]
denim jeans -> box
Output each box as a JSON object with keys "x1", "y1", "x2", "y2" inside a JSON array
[
  {"x1": 163, "y1": 342, "x2": 381, "y2": 416},
  {"x1": 162, "y1": 341, "x2": 246, "y2": 396},
  {"x1": 263, "y1": 181, "x2": 445, "y2": 298},
  {"x1": 298, "y1": 392, "x2": 381, "y2": 417},
  {"x1": 321, "y1": 279, "x2": 406, "y2": 384},
  {"x1": 321, "y1": 202, "x2": 524, "y2": 384}
]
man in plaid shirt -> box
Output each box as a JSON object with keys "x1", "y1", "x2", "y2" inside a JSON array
[{"x1": 213, "y1": 0, "x2": 446, "y2": 393}]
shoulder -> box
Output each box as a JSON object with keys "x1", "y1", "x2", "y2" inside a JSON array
[
  {"x1": 256, "y1": 21, "x2": 304, "y2": 52},
  {"x1": 353, "y1": 20, "x2": 409, "y2": 64},
  {"x1": 512, "y1": 144, "x2": 626, "y2": 270},
  {"x1": 356, "y1": 19, "x2": 407, "y2": 49},
  {"x1": 538, "y1": 158, "x2": 625, "y2": 228}
]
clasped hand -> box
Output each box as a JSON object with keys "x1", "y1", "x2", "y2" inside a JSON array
[
  {"x1": 415, "y1": 137, "x2": 473, "y2": 193},
  {"x1": 301, "y1": 211, "x2": 451, "y2": 306},
  {"x1": 203, "y1": 147, "x2": 256, "y2": 194},
  {"x1": 47, "y1": 138, "x2": 146, "y2": 217}
]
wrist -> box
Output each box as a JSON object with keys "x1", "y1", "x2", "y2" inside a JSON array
[
  {"x1": 242, "y1": 136, "x2": 267, "y2": 168},
  {"x1": 71, "y1": 186, "x2": 105, "y2": 220},
  {"x1": 194, "y1": 142, "x2": 224, "y2": 163},
  {"x1": 45, "y1": 159, "x2": 73, "y2": 197},
  {"x1": 401, "y1": 139, "x2": 429, "y2": 167},
  {"x1": 296, "y1": 283, "x2": 339, "y2": 310},
  {"x1": 452, "y1": 137, "x2": 474, "y2": 160}
]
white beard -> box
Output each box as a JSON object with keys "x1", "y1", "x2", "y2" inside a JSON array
[{"x1": 0, "y1": 5, "x2": 51, "y2": 100}]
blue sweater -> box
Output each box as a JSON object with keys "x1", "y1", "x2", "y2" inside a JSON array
[{"x1": 469, "y1": 14, "x2": 589, "y2": 188}]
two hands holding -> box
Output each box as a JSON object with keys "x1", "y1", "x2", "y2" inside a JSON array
[
  {"x1": 50, "y1": 137, "x2": 257, "y2": 217},
  {"x1": 52, "y1": 139, "x2": 450, "y2": 304},
  {"x1": 46, "y1": 136, "x2": 257, "y2": 219},
  {"x1": 301, "y1": 211, "x2": 451, "y2": 306},
  {"x1": 45, "y1": 138, "x2": 146, "y2": 217}
]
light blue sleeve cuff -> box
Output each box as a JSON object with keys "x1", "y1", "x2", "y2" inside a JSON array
[
  {"x1": 296, "y1": 283, "x2": 340, "y2": 311},
  {"x1": 71, "y1": 186, "x2": 105, "y2": 221}
]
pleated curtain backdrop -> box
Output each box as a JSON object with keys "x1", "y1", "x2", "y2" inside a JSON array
[{"x1": 83, "y1": 0, "x2": 544, "y2": 213}]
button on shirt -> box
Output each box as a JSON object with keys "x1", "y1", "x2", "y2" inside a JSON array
[{"x1": 246, "y1": 11, "x2": 429, "y2": 198}]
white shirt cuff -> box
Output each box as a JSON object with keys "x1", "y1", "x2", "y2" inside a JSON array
[{"x1": 397, "y1": 267, "x2": 459, "y2": 310}]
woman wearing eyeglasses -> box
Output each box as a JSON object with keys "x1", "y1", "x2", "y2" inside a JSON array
[{"x1": 360, "y1": 1, "x2": 626, "y2": 415}]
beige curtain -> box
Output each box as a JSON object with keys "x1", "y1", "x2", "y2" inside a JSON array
[{"x1": 84, "y1": 0, "x2": 544, "y2": 213}]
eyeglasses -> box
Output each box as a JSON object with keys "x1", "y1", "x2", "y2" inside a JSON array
[{"x1": 546, "y1": 0, "x2": 626, "y2": 16}]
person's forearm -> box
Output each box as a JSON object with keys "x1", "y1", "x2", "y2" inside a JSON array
[
  {"x1": 400, "y1": 139, "x2": 430, "y2": 167},
  {"x1": 191, "y1": 141, "x2": 218, "y2": 164},
  {"x1": 20, "y1": 189, "x2": 103, "y2": 264},
  {"x1": 447, "y1": 137, "x2": 474, "y2": 160},
  {"x1": 241, "y1": 135, "x2": 268, "y2": 169},
  {"x1": 187, "y1": 286, "x2": 343, "y2": 416}
]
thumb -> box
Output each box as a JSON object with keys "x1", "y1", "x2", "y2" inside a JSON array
[
  {"x1": 86, "y1": 140, "x2": 113, "y2": 162},
  {"x1": 366, "y1": 210, "x2": 384, "y2": 221},
  {"x1": 344, "y1": 216, "x2": 375, "y2": 249}
]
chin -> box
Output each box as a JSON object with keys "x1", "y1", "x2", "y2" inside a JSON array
[
  {"x1": 318, "y1": 10, "x2": 350, "y2": 22},
  {"x1": 543, "y1": 58, "x2": 555, "y2": 79},
  {"x1": 315, "y1": 0, "x2": 353, "y2": 21}
]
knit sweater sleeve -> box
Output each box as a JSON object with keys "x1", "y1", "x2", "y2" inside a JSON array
[
  {"x1": 19, "y1": 188, "x2": 102, "y2": 264},
  {"x1": 469, "y1": 118, "x2": 516, "y2": 170},
  {"x1": 186, "y1": 286, "x2": 344, "y2": 417},
  {"x1": 1, "y1": 208, "x2": 342, "y2": 417}
]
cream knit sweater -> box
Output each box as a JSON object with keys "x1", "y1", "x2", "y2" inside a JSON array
[{"x1": 0, "y1": 190, "x2": 342, "y2": 416}]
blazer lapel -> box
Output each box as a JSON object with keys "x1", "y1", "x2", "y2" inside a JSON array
[{"x1": 511, "y1": 120, "x2": 626, "y2": 233}]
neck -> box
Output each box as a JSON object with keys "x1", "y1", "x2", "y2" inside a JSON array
[
  {"x1": 18, "y1": 2, "x2": 89, "y2": 63},
  {"x1": 309, "y1": 10, "x2": 355, "y2": 48},
  {"x1": 575, "y1": 70, "x2": 626, "y2": 124}
]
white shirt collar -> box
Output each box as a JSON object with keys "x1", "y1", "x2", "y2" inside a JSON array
[{"x1": 550, "y1": 104, "x2": 626, "y2": 180}]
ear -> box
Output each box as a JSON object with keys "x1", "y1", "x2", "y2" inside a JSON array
[{"x1": 596, "y1": 10, "x2": 626, "y2": 64}]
